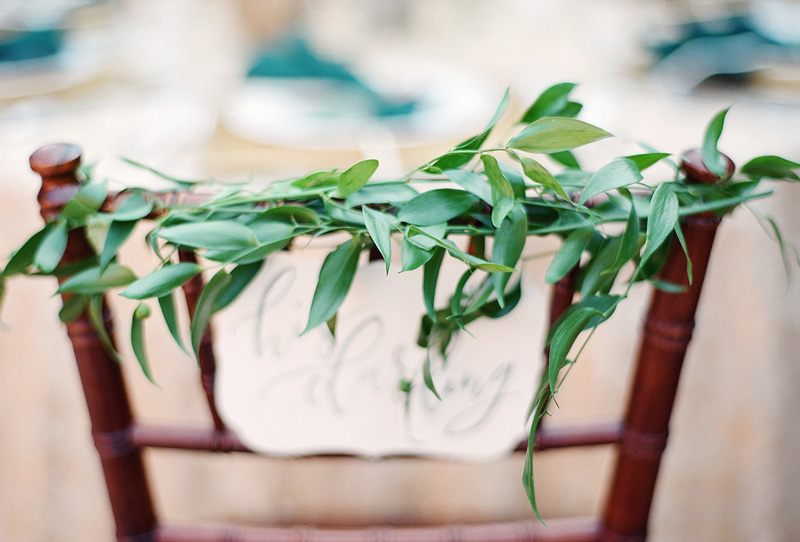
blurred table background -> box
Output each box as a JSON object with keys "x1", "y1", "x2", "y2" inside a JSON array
[{"x1": 1, "y1": 1, "x2": 800, "y2": 540}]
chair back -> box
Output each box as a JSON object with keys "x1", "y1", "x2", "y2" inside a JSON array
[{"x1": 29, "y1": 143, "x2": 729, "y2": 542}]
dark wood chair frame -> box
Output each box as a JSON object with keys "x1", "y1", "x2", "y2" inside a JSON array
[{"x1": 29, "y1": 143, "x2": 729, "y2": 542}]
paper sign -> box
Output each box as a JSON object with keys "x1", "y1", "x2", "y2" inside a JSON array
[{"x1": 215, "y1": 248, "x2": 546, "y2": 460}]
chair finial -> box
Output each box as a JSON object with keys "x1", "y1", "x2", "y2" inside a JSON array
[
  {"x1": 30, "y1": 144, "x2": 83, "y2": 221},
  {"x1": 681, "y1": 148, "x2": 735, "y2": 185},
  {"x1": 29, "y1": 143, "x2": 82, "y2": 178}
]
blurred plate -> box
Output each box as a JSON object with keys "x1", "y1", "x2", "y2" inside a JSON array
[{"x1": 222, "y1": 54, "x2": 503, "y2": 151}]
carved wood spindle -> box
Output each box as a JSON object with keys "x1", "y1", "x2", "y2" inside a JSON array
[
  {"x1": 30, "y1": 144, "x2": 157, "y2": 542},
  {"x1": 177, "y1": 249, "x2": 228, "y2": 434},
  {"x1": 600, "y1": 149, "x2": 735, "y2": 541}
]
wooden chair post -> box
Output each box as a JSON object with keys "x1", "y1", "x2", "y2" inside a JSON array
[
  {"x1": 600, "y1": 150, "x2": 735, "y2": 541},
  {"x1": 177, "y1": 249, "x2": 228, "y2": 432},
  {"x1": 29, "y1": 144, "x2": 157, "y2": 542}
]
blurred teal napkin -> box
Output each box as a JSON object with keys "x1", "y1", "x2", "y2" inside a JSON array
[
  {"x1": 0, "y1": 29, "x2": 62, "y2": 63},
  {"x1": 648, "y1": 13, "x2": 797, "y2": 86},
  {"x1": 247, "y1": 35, "x2": 416, "y2": 118}
]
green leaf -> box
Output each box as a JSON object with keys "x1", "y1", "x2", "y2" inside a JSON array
[
  {"x1": 122, "y1": 157, "x2": 212, "y2": 187},
  {"x1": 549, "y1": 150, "x2": 580, "y2": 169},
  {"x1": 422, "y1": 351, "x2": 442, "y2": 400},
  {"x1": 545, "y1": 295, "x2": 621, "y2": 345},
  {"x1": 213, "y1": 260, "x2": 265, "y2": 312},
  {"x1": 764, "y1": 215, "x2": 800, "y2": 280},
  {"x1": 520, "y1": 82, "x2": 577, "y2": 123},
  {"x1": 87, "y1": 294, "x2": 122, "y2": 363},
  {"x1": 209, "y1": 185, "x2": 246, "y2": 204},
  {"x1": 422, "y1": 247, "x2": 446, "y2": 321},
  {"x1": 481, "y1": 155, "x2": 515, "y2": 227},
  {"x1": 336, "y1": 159, "x2": 379, "y2": 198},
  {"x1": 581, "y1": 294, "x2": 621, "y2": 328},
  {"x1": 363, "y1": 207, "x2": 394, "y2": 273},
  {"x1": 34, "y1": 222, "x2": 68, "y2": 273},
  {"x1": 345, "y1": 183, "x2": 419, "y2": 207},
  {"x1": 580, "y1": 236, "x2": 622, "y2": 298},
  {"x1": 444, "y1": 169, "x2": 492, "y2": 205},
  {"x1": 740, "y1": 155, "x2": 800, "y2": 181},
  {"x1": 497, "y1": 161, "x2": 527, "y2": 199},
  {"x1": 519, "y1": 156, "x2": 570, "y2": 201},
  {"x1": 642, "y1": 183, "x2": 679, "y2": 265},
  {"x1": 100, "y1": 220, "x2": 136, "y2": 271},
  {"x1": 507, "y1": 118, "x2": 612, "y2": 154},
  {"x1": 3, "y1": 226, "x2": 48, "y2": 276},
  {"x1": 623, "y1": 152, "x2": 671, "y2": 172},
  {"x1": 608, "y1": 201, "x2": 640, "y2": 273},
  {"x1": 463, "y1": 273, "x2": 495, "y2": 316},
  {"x1": 84, "y1": 221, "x2": 109, "y2": 256},
  {"x1": 203, "y1": 241, "x2": 288, "y2": 265},
  {"x1": 0, "y1": 277, "x2": 5, "y2": 317},
  {"x1": 481, "y1": 278, "x2": 522, "y2": 319},
  {"x1": 103, "y1": 191, "x2": 154, "y2": 221},
  {"x1": 406, "y1": 226, "x2": 514, "y2": 272},
  {"x1": 292, "y1": 170, "x2": 341, "y2": 189},
  {"x1": 78, "y1": 161, "x2": 96, "y2": 181},
  {"x1": 61, "y1": 180, "x2": 108, "y2": 223},
  {"x1": 58, "y1": 264, "x2": 137, "y2": 294},
  {"x1": 492, "y1": 204, "x2": 527, "y2": 306},
  {"x1": 557, "y1": 170, "x2": 595, "y2": 191},
  {"x1": 523, "y1": 373, "x2": 552, "y2": 523},
  {"x1": 156, "y1": 221, "x2": 259, "y2": 249},
  {"x1": 636, "y1": 238, "x2": 671, "y2": 282},
  {"x1": 121, "y1": 262, "x2": 202, "y2": 300},
  {"x1": 548, "y1": 306, "x2": 601, "y2": 390},
  {"x1": 426, "y1": 89, "x2": 509, "y2": 172},
  {"x1": 676, "y1": 190, "x2": 771, "y2": 216},
  {"x1": 649, "y1": 279, "x2": 688, "y2": 293},
  {"x1": 303, "y1": 237, "x2": 362, "y2": 334},
  {"x1": 702, "y1": 108, "x2": 730, "y2": 177},
  {"x1": 401, "y1": 235, "x2": 434, "y2": 271},
  {"x1": 426, "y1": 134, "x2": 486, "y2": 173},
  {"x1": 579, "y1": 158, "x2": 642, "y2": 205},
  {"x1": 560, "y1": 102, "x2": 583, "y2": 118},
  {"x1": 324, "y1": 198, "x2": 366, "y2": 225},
  {"x1": 132, "y1": 303, "x2": 156, "y2": 383},
  {"x1": 58, "y1": 294, "x2": 89, "y2": 323},
  {"x1": 326, "y1": 314, "x2": 337, "y2": 337},
  {"x1": 673, "y1": 223, "x2": 693, "y2": 284},
  {"x1": 191, "y1": 268, "x2": 231, "y2": 357},
  {"x1": 48, "y1": 256, "x2": 100, "y2": 278},
  {"x1": 405, "y1": 224, "x2": 447, "y2": 251},
  {"x1": 523, "y1": 409, "x2": 545, "y2": 522},
  {"x1": 450, "y1": 269, "x2": 473, "y2": 326},
  {"x1": 249, "y1": 219, "x2": 295, "y2": 245},
  {"x1": 545, "y1": 228, "x2": 593, "y2": 284},
  {"x1": 258, "y1": 205, "x2": 321, "y2": 224},
  {"x1": 158, "y1": 292, "x2": 188, "y2": 354},
  {"x1": 465, "y1": 257, "x2": 516, "y2": 273},
  {"x1": 397, "y1": 189, "x2": 479, "y2": 226},
  {"x1": 484, "y1": 87, "x2": 511, "y2": 130}
]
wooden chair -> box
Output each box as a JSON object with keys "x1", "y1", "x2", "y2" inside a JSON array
[{"x1": 28, "y1": 143, "x2": 730, "y2": 542}]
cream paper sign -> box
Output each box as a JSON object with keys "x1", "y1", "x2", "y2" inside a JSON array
[{"x1": 215, "y1": 248, "x2": 546, "y2": 460}]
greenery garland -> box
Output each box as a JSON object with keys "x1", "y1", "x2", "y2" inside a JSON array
[{"x1": 3, "y1": 83, "x2": 799, "y2": 519}]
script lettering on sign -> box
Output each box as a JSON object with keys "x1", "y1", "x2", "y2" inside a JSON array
[{"x1": 216, "y1": 248, "x2": 545, "y2": 460}]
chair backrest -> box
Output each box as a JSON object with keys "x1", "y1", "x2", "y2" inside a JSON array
[{"x1": 28, "y1": 143, "x2": 730, "y2": 542}]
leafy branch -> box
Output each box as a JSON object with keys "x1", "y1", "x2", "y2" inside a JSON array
[{"x1": 3, "y1": 83, "x2": 799, "y2": 521}]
